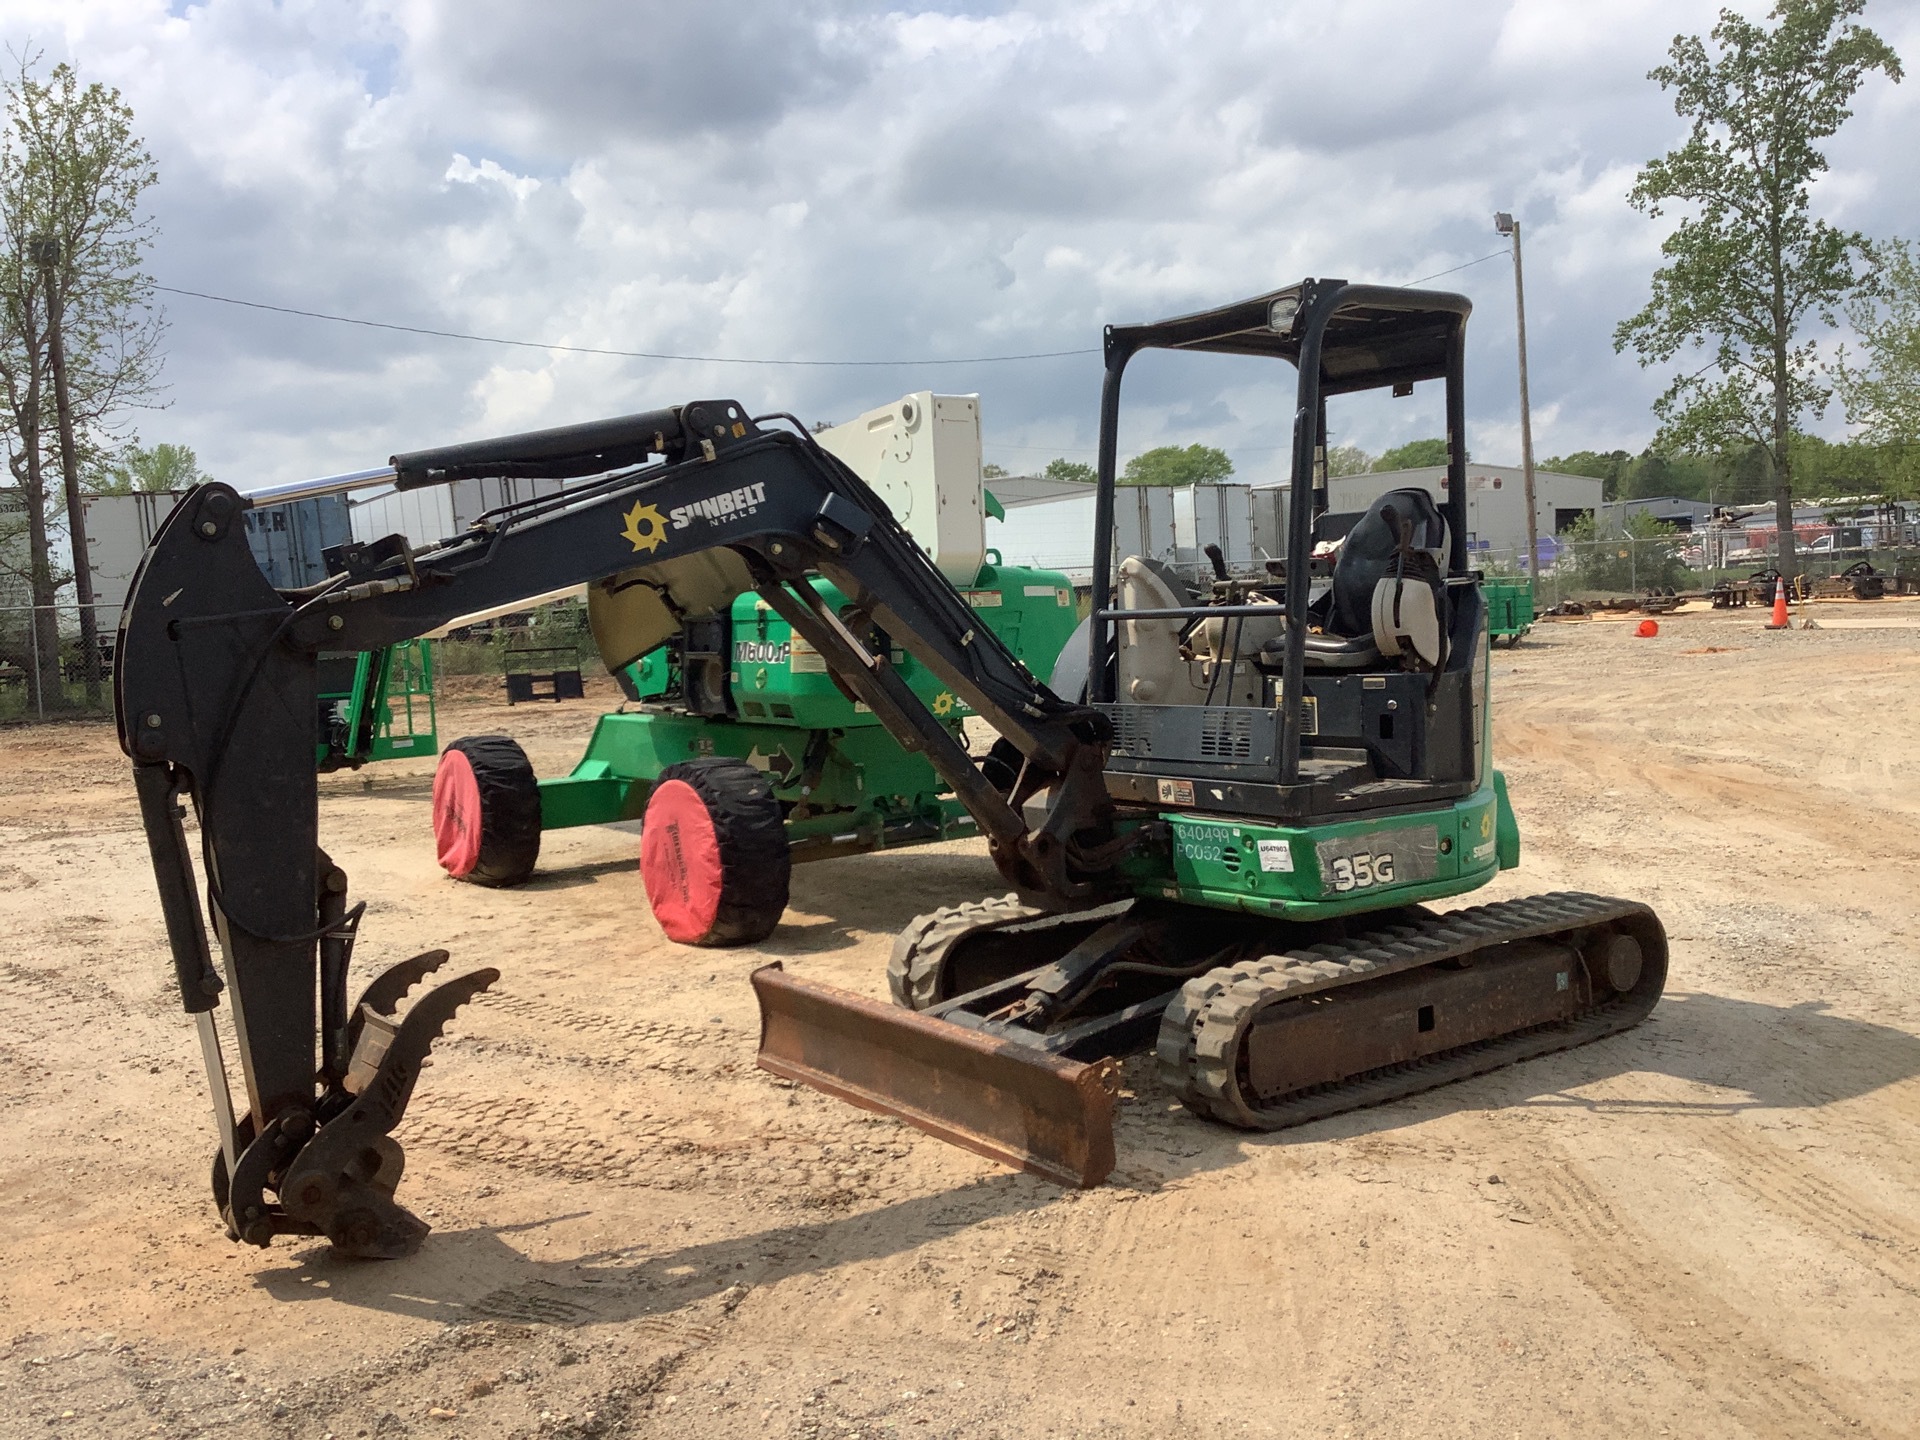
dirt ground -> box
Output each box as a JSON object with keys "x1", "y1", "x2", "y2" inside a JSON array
[{"x1": 4, "y1": 599, "x2": 1920, "y2": 1440}]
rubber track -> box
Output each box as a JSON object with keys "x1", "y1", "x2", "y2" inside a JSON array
[
  {"x1": 1158, "y1": 891, "x2": 1664, "y2": 1131},
  {"x1": 887, "y1": 894, "x2": 1044, "y2": 1010}
]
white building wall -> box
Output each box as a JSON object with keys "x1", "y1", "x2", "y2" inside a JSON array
[{"x1": 1301, "y1": 465, "x2": 1601, "y2": 558}]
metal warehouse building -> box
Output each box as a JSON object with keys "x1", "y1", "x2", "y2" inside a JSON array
[{"x1": 1271, "y1": 464, "x2": 1603, "y2": 565}]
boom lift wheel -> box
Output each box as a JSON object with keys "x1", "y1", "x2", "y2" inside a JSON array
[
  {"x1": 641, "y1": 757, "x2": 790, "y2": 946},
  {"x1": 433, "y1": 736, "x2": 542, "y2": 886}
]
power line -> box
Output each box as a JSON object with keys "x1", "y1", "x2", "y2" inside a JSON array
[
  {"x1": 154, "y1": 284, "x2": 1100, "y2": 367},
  {"x1": 161, "y1": 256, "x2": 1508, "y2": 368},
  {"x1": 1407, "y1": 249, "x2": 1511, "y2": 286}
]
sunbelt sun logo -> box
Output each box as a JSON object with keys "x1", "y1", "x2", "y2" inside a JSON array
[{"x1": 670, "y1": 481, "x2": 768, "y2": 531}]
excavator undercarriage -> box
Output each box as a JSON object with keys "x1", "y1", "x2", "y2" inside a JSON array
[{"x1": 116, "y1": 279, "x2": 1666, "y2": 1255}]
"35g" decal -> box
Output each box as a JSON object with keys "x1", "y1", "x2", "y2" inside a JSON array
[{"x1": 1327, "y1": 851, "x2": 1396, "y2": 892}]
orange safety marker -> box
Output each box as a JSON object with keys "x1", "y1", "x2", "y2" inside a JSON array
[
  {"x1": 1636, "y1": 619, "x2": 1659, "y2": 637},
  {"x1": 1765, "y1": 577, "x2": 1790, "y2": 630}
]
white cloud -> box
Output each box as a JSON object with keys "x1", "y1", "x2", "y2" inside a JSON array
[
  {"x1": 2, "y1": 0, "x2": 1912, "y2": 485},
  {"x1": 444, "y1": 153, "x2": 539, "y2": 203}
]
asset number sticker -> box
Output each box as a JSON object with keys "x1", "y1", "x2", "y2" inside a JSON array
[
  {"x1": 1256, "y1": 840, "x2": 1294, "y2": 873},
  {"x1": 1326, "y1": 853, "x2": 1395, "y2": 891},
  {"x1": 1315, "y1": 824, "x2": 1439, "y2": 897}
]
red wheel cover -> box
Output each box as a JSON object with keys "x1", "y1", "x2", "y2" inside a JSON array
[
  {"x1": 432, "y1": 748, "x2": 483, "y2": 877},
  {"x1": 641, "y1": 779, "x2": 724, "y2": 942}
]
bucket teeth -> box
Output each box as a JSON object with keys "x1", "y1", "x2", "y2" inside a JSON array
[{"x1": 282, "y1": 965, "x2": 498, "y2": 1259}]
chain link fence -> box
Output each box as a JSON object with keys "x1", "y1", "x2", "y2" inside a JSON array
[
  {"x1": 1471, "y1": 535, "x2": 1920, "y2": 610},
  {"x1": 0, "y1": 602, "x2": 119, "y2": 722},
  {"x1": 0, "y1": 595, "x2": 600, "y2": 725}
]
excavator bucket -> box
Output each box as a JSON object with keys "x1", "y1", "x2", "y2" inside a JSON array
[{"x1": 751, "y1": 964, "x2": 1118, "y2": 1188}]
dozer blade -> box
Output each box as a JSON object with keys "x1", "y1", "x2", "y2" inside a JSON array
[{"x1": 752, "y1": 963, "x2": 1118, "y2": 1188}]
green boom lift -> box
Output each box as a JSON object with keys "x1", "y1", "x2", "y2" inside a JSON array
[
  {"x1": 428, "y1": 393, "x2": 1080, "y2": 917},
  {"x1": 315, "y1": 637, "x2": 438, "y2": 771}
]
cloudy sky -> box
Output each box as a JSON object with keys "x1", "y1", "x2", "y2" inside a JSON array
[{"x1": 6, "y1": 0, "x2": 1918, "y2": 490}]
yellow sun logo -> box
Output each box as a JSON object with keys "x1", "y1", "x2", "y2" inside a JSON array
[
  {"x1": 621, "y1": 502, "x2": 668, "y2": 554},
  {"x1": 931, "y1": 691, "x2": 955, "y2": 717}
]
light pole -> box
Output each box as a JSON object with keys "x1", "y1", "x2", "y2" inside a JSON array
[{"x1": 1493, "y1": 212, "x2": 1539, "y2": 600}]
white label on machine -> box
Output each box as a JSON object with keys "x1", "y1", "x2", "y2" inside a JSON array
[
  {"x1": 789, "y1": 636, "x2": 827, "y2": 674},
  {"x1": 1156, "y1": 778, "x2": 1195, "y2": 806},
  {"x1": 1256, "y1": 840, "x2": 1294, "y2": 873},
  {"x1": 1023, "y1": 585, "x2": 1056, "y2": 598},
  {"x1": 967, "y1": 590, "x2": 1004, "y2": 608}
]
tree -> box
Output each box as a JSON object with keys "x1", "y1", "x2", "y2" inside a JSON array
[
  {"x1": 0, "y1": 55, "x2": 162, "y2": 709},
  {"x1": 1835, "y1": 236, "x2": 1920, "y2": 453},
  {"x1": 1043, "y1": 457, "x2": 1095, "y2": 485},
  {"x1": 1615, "y1": 1, "x2": 1901, "y2": 579},
  {"x1": 1120, "y1": 443, "x2": 1233, "y2": 486},
  {"x1": 1373, "y1": 438, "x2": 1453, "y2": 471},
  {"x1": 1561, "y1": 509, "x2": 1691, "y2": 591},
  {"x1": 1543, "y1": 448, "x2": 1632, "y2": 499},
  {"x1": 1325, "y1": 443, "x2": 1374, "y2": 478},
  {"x1": 92, "y1": 440, "x2": 207, "y2": 494},
  {"x1": 982, "y1": 462, "x2": 1009, "y2": 479}
]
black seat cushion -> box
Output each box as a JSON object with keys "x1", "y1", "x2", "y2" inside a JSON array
[{"x1": 1328, "y1": 487, "x2": 1448, "y2": 639}]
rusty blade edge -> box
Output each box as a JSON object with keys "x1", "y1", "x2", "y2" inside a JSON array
[{"x1": 751, "y1": 964, "x2": 1116, "y2": 1190}]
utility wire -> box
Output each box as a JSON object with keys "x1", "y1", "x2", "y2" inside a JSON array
[
  {"x1": 161, "y1": 254, "x2": 1509, "y2": 367},
  {"x1": 1407, "y1": 248, "x2": 1511, "y2": 286},
  {"x1": 153, "y1": 284, "x2": 1099, "y2": 367}
]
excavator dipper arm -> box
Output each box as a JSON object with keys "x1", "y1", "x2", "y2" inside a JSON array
[{"x1": 116, "y1": 402, "x2": 1116, "y2": 1256}]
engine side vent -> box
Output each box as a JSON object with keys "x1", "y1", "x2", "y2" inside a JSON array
[
  {"x1": 1197, "y1": 709, "x2": 1255, "y2": 761},
  {"x1": 1107, "y1": 705, "x2": 1153, "y2": 759},
  {"x1": 1095, "y1": 703, "x2": 1283, "y2": 772}
]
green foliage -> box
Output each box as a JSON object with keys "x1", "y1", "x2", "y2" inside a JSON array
[
  {"x1": 0, "y1": 54, "x2": 162, "y2": 709},
  {"x1": 981, "y1": 462, "x2": 1009, "y2": 479},
  {"x1": 1121, "y1": 443, "x2": 1233, "y2": 486},
  {"x1": 438, "y1": 603, "x2": 590, "y2": 674},
  {"x1": 1614, "y1": 1, "x2": 1901, "y2": 535},
  {"x1": 1325, "y1": 443, "x2": 1374, "y2": 478},
  {"x1": 1835, "y1": 236, "x2": 1920, "y2": 451},
  {"x1": 91, "y1": 440, "x2": 206, "y2": 493},
  {"x1": 1373, "y1": 438, "x2": 1452, "y2": 471},
  {"x1": 1560, "y1": 509, "x2": 1691, "y2": 591},
  {"x1": 1542, "y1": 436, "x2": 1919, "y2": 503},
  {"x1": 1043, "y1": 457, "x2": 1095, "y2": 485},
  {"x1": 1543, "y1": 449, "x2": 1632, "y2": 499}
]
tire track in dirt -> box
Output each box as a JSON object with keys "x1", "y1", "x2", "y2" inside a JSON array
[
  {"x1": 401, "y1": 1087, "x2": 916, "y2": 1205},
  {"x1": 1509, "y1": 1156, "x2": 1888, "y2": 1440},
  {"x1": 459, "y1": 989, "x2": 736, "y2": 1078},
  {"x1": 1687, "y1": 1120, "x2": 1920, "y2": 1297}
]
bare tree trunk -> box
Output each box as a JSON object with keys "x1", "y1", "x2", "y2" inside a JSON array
[
  {"x1": 40, "y1": 247, "x2": 99, "y2": 705},
  {"x1": 19, "y1": 364, "x2": 63, "y2": 710},
  {"x1": 1772, "y1": 286, "x2": 1797, "y2": 581}
]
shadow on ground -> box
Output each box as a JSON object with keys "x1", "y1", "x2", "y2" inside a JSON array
[
  {"x1": 250, "y1": 1173, "x2": 1054, "y2": 1328},
  {"x1": 1112, "y1": 988, "x2": 1920, "y2": 1178}
]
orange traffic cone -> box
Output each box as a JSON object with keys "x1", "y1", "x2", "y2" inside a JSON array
[{"x1": 1765, "y1": 577, "x2": 1790, "y2": 630}]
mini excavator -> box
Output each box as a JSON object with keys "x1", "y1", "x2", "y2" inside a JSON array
[{"x1": 118, "y1": 280, "x2": 1666, "y2": 1257}]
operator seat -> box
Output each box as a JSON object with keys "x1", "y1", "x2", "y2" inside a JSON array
[{"x1": 1263, "y1": 486, "x2": 1451, "y2": 673}]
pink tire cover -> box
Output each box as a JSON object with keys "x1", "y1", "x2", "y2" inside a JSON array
[
  {"x1": 432, "y1": 747, "x2": 484, "y2": 877},
  {"x1": 640, "y1": 778, "x2": 725, "y2": 943}
]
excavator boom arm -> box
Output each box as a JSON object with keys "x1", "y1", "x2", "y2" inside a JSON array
[{"x1": 115, "y1": 400, "x2": 1112, "y2": 1256}]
